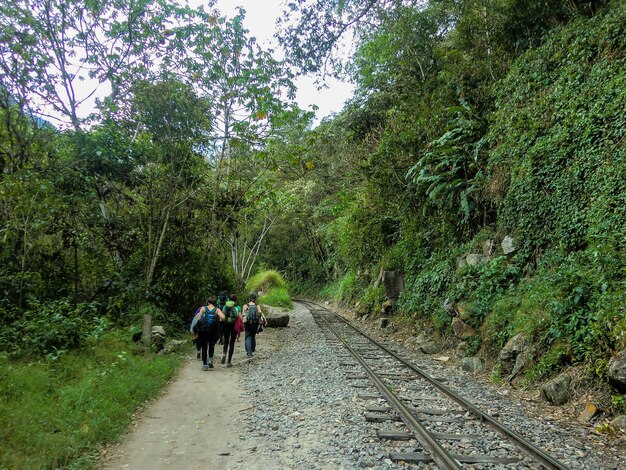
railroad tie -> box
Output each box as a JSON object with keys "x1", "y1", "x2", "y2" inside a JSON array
[
  {"x1": 390, "y1": 452, "x2": 521, "y2": 465},
  {"x1": 364, "y1": 412, "x2": 401, "y2": 422}
]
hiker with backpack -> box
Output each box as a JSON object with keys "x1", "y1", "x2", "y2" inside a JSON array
[
  {"x1": 190, "y1": 297, "x2": 225, "y2": 370},
  {"x1": 242, "y1": 293, "x2": 267, "y2": 358},
  {"x1": 220, "y1": 293, "x2": 242, "y2": 367},
  {"x1": 216, "y1": 290, "x2": 229, "y2": 345}
]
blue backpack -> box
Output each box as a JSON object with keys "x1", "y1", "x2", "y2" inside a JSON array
[{"x1": 196, "y1": 307, "x2": 217, "y2": 333}]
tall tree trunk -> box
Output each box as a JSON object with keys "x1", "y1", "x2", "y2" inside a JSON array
[{"x1": 145, "y1": 208, "x2": 171, "y2": 294}]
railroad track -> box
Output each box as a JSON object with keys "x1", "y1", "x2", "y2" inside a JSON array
[{"x1": 302, "y1": 300, "x2": 570, "y2": 470}]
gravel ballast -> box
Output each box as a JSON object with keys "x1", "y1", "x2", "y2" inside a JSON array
[{"x1": 237, "y1": 302, "x2": 626, "y2": 469}]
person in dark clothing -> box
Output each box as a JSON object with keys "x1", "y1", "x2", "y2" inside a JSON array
[
  {"x1": 220, "y1": 294, "x2": 242, "y2": 367},
  {"x1": 190, "y1": 297, "x2": 225, "y2": 370},
  {"x1": 242, "y1": 293, "x2": 267, "y2": 358},
  {"x1": 192, "y1": 305, "x2": 202, "y2": 360},
  {"x1": 216, "y1": 290, "x2": 229, "y2": 345}
]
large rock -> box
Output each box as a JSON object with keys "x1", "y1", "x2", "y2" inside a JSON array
[
  {"x1": 415, "y1": 333, "x2": 429, "y2": 345},
  {"x1": 451, "y1": 318, "x2": 476, "y2": 338},
  {"x1": 507, "y1": 349, "x2": 531, "y2": 382},
  {"x1": 461, "y1": 357, "x2": 484, "y2": 373},
  {"x1": 420, "y1": 341, "x2": 440, "y2": 355},
  {"x1": 152, "y1": 325, "x2": 166, "y2": 337},
  {"x1": 608, "y1": 350, "x2": 626, "y2": 393},
  {"x1": 378, "y1": 317, "x2": 389, "y2": 329},
  {"x1": 266, "y1": 313, "x2": 290, "y2": 328},
  {"x1": 355, "y1": 301, "x2": 368, "y2": 317},
  {"x1": 382, "y1": 271, "x2": 404, "y2": 299},
  {"x1": 384, "y1": 325, "x2": 396, "y2": 335},
  {"x1": 381, "y1": 299, "x2": 395, "y2": 315},
  {"x1": 151, "y1": 326, "x2": 166, "y2": 350},
  {"x1": 158, "y1": 339, "x2": 185, "y2": 355},
  {"x1": 612, "y1": 415, "x2": 626, "y2": 430},
  {"x1": 502, "y1": 236, "x2": 516, "y2": 255},
  {"x1": 499, "y1": 333, "x2": 528, "y2": 377},
  {"x1": 499, "y1": 333, "x2": 527, "y2": 360},
  {"x1": 541, "y1": 375, "x2": 572, "y2": 405},
  {"x1": 465, "y1": 254, "x2": 490, "y2": 266}
]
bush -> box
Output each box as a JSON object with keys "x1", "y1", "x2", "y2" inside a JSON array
[
  {"x1": 319, "y1": 270, "x2": 362, "y2": 302},
  {"x1": 246, "y1": 270, "x2": 287, "y2": 294},
  {"x1": 0, "y1": 298, "x2": 106, "y2": 359},
  {"x1": 259, "y1": 287, "x2": 293, "y2": 309},
  {"x1": 246, "y1": 270, "x2": 292, "y2": 309}
]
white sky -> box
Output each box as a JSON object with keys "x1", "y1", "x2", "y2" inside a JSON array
[{"x1": 215, "y1": 0, "x2": 355, "y2": 122}]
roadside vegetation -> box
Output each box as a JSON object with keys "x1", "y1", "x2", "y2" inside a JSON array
[{"x1": 0, "y1": 332, "x2": 184, "y2": 469}]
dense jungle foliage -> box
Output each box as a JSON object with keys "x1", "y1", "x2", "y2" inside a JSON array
[{"x1": 1, "y1": 0, "x2": 624, "y2": 398}]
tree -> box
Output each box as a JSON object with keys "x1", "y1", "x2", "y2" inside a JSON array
[{"x1": 0, "y1": 0, "x2": 175, "y2": 130}]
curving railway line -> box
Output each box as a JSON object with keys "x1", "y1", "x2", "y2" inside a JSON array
[{"x1": 302, "y1": 300, "x2": 571, "y2": 469}]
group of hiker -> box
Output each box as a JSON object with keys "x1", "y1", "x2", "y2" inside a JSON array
[{"x1": 190, "y1": 291, "x2": 267, "y2": 371}]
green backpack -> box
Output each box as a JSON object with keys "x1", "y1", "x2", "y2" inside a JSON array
[{"x1": 223, "y1": 304, "x2": 239, "y2": 324}]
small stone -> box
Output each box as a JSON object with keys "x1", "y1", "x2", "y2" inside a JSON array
[
  {"x1": 578, "y1": 403, "x2": 600, "y2": 422},
  {"x1": 611, "y1": 415, "x2": 626, "y2": 430},
  {"x1": 461, "y1": 357, "x2": 484, "y2": 372}
]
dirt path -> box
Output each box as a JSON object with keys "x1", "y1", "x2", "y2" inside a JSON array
[{"x1": 99, "y1": 348, "x2": 254, "y2": 469}]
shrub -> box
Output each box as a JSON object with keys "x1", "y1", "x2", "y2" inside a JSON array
[
  {"x1": 259, "y1": 287, "x2": 293, "y2": 309},
  {"x1": 0, "y1": 299, "x2": 105, "y2": 359},
  {"x1": 246, "y1": 270, "x2": 292, "y2": 309},
  {"x1": 246, "y1": 270, "x2": 287, "y2": 294},
  {"x1": 319, "y1": 270, "x2": 361, "y2": 302}
]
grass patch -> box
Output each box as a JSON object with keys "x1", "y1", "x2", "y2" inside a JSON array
[
  {"x1": 246, "y1": 270, "x2": 292, "y2": 309},
  {"x1": 259, "y1": 287, "x2": 293, "y2": 309},
  {"x1": 319, "y1": 271, "x2": 360, "y2": 302},
  {"x1": 0, "y1": 329, "x2": 184, "y2": 469},
  {"x1": 246, "y1": 270, "x2": 287, "y2": 292}
]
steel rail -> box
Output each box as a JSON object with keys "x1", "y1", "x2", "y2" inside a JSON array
[
  {"x1": 312, "y1": 307, "x2": 462, "y2": 470},
  {"x1": 305, "y1": 300, "x2": 570, "y2": 470}
]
